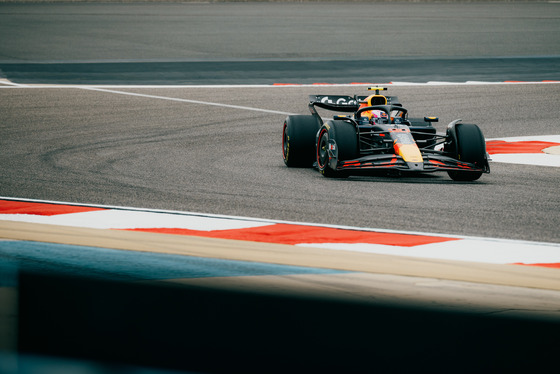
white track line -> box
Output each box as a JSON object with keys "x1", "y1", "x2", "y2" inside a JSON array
[
  {"x1": 0, "y1": 79, "x2": 28, "y2": 87},
  {"x1": 1, "y1": 81, "x2": 559, "y2": 89},
  {"x1": 78, "y1": 86, "x2": 295, "y2": 116}
]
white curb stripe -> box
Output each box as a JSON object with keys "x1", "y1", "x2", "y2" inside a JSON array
[
  {"x1": 490, "y1": 153, "x2": 560, "y2": 167},
  {"x1": 0, "y1": 210, "x2": 272, "y2": 231},
  {"x1": 299, "y1": 239, "x2": 560, "y2": 265}
]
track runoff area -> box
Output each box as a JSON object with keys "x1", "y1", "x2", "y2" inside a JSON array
[{"x1": 1, "y1": 80, "x2": 560, "y2": 374}]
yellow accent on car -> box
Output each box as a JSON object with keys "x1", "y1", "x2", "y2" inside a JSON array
[
  {"x1": 396, "y1": 143, "x2": 423, "y2": 163},
  {"x1": 362, "y1": 94, "x2": 387, "y2": 108}
]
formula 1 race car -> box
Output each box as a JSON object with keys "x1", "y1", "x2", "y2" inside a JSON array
[{"x1": 282, "y1": 87, "x2": 490, "y2": 181}]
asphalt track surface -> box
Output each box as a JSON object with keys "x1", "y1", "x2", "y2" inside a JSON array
[{"x1": 1, "y1": 2, "x2": 560, "y2": 373}]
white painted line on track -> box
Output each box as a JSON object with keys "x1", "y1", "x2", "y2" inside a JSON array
[
  {"x1": 0, "y1": 79, "x2": 28, "y2": 87},
  {"x1": 77, "y1": 86, "x2": 296, "y2": 116},
  {"x1": 1, "y1": 81, "x2": 559, "y2": 89}
]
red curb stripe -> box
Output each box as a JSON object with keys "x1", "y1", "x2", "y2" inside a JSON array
[
  {"x1": 124, "y1": 224, "x2": 459, "y2": 247},
  {"x1": 0, "y1": 199, "x2": 105, "y2": 216},
  {"x1": 486, "y1": 140, "x2": 560, "y2": 154},
  {"x1": 512, "y1": 263, "x2": 560, "y2": 269}
]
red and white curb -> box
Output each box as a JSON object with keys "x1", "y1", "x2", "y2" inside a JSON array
[
  {"x1": 486, "y1": 135, "x2": 560, "y2": 167},
  {"x1": 1, "y1": 197, "x2": 558, "y2": 269}
]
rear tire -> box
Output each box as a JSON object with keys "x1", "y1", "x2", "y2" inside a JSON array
[
  {"x1": 282, "y1": 115, "x2": 321, "y2": 167},
  {"x1": 446, "y1": 123, "x2": 486, "y2": 181}
]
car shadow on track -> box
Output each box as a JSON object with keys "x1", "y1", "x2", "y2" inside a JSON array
[
  {"x1": 278, "y1": 165, "x2": 490, "y2": 184},
  {"x1": 345, "y1": 172, "x2": 490, "y2": 184}
]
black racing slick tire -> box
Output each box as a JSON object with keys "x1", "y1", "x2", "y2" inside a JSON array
[
  {"x1": 316, "y1": 121, "x2": 358, "y2": 178},
  {"x1": 446, "y1": 123, "x2": 486, "y2": 181},
  {"x1": 282, "y1": 115, "x2": 321, "y2": 167}
]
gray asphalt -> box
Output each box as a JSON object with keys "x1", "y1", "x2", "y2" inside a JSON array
[{"x1": 1, "y1": 2, "x2": 558, "y2": 61}]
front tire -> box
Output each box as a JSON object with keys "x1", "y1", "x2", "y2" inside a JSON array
[
  {"x1": 316, "y1": 121, "x2": 358, "y2": 178},
  {"x1": 446, "y1": 123, "x2": 486, "y2": 181}
]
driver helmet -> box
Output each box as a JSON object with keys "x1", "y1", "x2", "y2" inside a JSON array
[
  {"x1": 361, "y1": 109, "x2": 387, "y2": 121},
  {"x1": 370, "y1": 110, "x2": 387, "y2": 119}
]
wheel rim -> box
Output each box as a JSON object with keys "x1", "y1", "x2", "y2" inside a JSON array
[{"x1": 317, "y1": 131, "x2": 329, "y2": 169}]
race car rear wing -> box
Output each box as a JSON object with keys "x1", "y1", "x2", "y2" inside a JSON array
[
  {"x1": 308, "y1": 94, "x2": 402, "y2": 117},
  {"x1": 308, "y1": 95, "x2": 360, "y2": 112}
]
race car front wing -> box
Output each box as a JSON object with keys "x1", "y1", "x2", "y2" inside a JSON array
[{"x1": 337, "y1": 153, "x2": 490, "y2": 174}]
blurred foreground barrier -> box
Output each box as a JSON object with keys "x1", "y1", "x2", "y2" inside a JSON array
[{"x1": 18, "y1": 271, "x2": 560, "y2": 373}]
